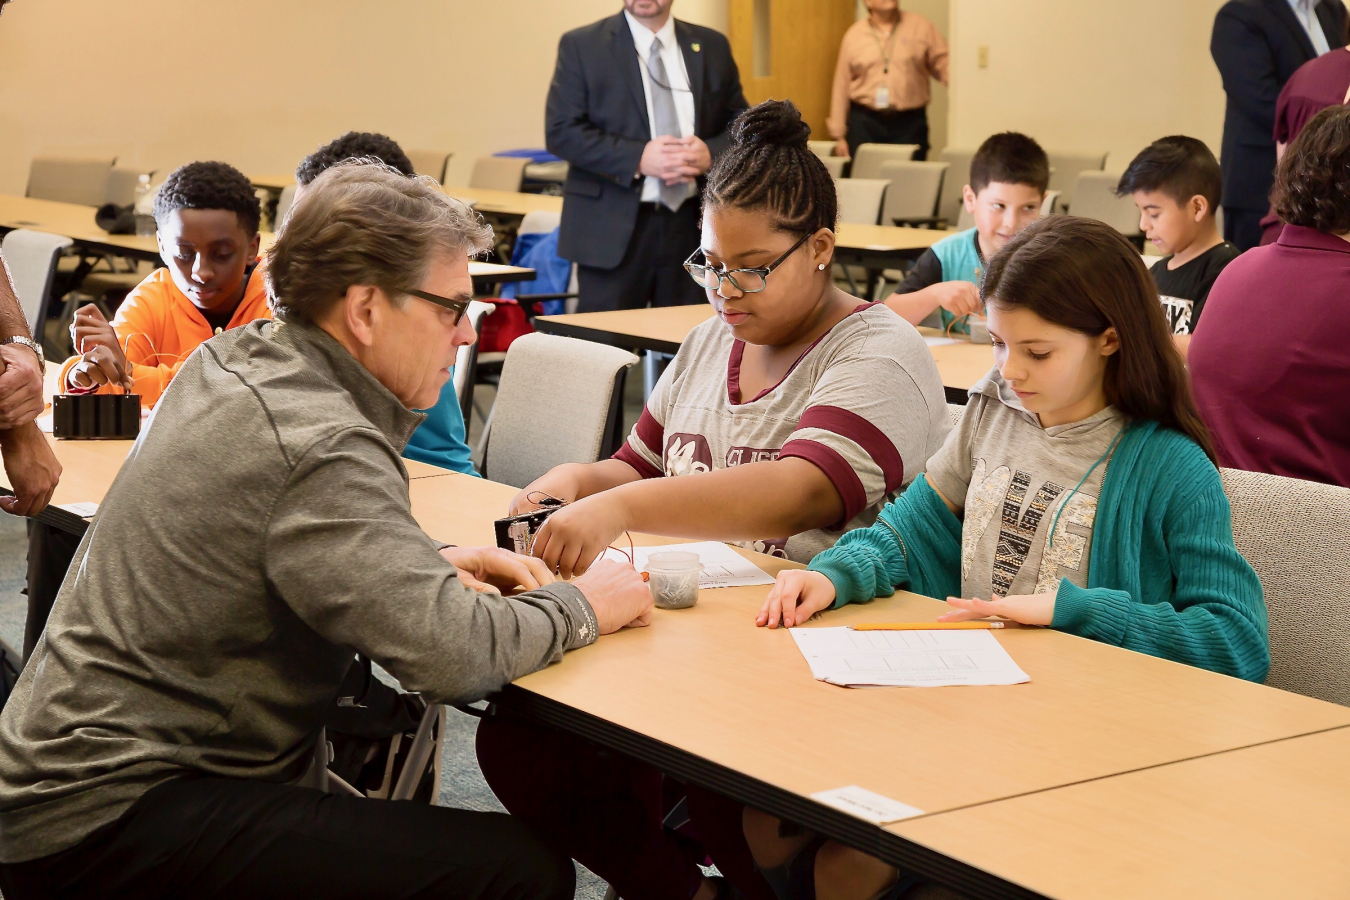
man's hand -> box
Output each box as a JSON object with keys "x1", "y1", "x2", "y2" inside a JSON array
[
  {"x1": 932, "y1": 282, "x2": 984, "y2": 319},
  {"x1": 675, "y1": 136, "x2": 712, "y2": 176},
  {"x1": 0, "y1": 343, "x2": 45, "y2": 428},
  {"x1": 833, "y1": 139, "x2": 850, "y2": 158},
  {"x1": 572, "y1": 560, "x2": 654, "y2": 633},
  {"x1": 639, "y1": 135, "x2": 701, "y2": 186},
  {"x1": 440, "y1": 546, "x2": 555, "y2": 594},
  {"x1": 0, "y1": 422, "x2": 60, "y2": 516},
  {"x1": 939, "y1": 592, "x2": 1055, "y2": 626}
]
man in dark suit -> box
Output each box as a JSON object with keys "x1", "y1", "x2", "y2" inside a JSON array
[
  {"x1": 546, "y1": 0, "x2": 748, "y2": 312},
  {"x1": 1212, "y1": 0, "x2": 1348, "y2": 249}
]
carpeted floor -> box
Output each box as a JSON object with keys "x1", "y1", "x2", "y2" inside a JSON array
[{"x1": 0, "y1": 512, "x2": 610, "y2": 899}]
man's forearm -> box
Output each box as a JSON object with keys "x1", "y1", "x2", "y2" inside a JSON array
[{"x1": 0, "y1": 254, "x2": 33, "y2": 340}]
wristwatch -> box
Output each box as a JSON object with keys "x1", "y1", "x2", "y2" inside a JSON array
[{"x1": 0, "y1": 336, "x2": 45, "y2": 374}]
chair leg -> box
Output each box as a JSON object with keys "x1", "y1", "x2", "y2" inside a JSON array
[{"x1": 391, "y1": 704, "x2": 442, "y2": 802}]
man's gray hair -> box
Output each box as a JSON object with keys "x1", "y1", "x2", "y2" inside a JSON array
[{"x1": 266, "y1": 160, "x2": 493, "y2": 324}]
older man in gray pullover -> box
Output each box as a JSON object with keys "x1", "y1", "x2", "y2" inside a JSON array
[{"x1": 0, "y1": 163, "x2": 653, "y2": 900}]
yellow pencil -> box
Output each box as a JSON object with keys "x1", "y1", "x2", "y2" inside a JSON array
[{"x1": 849, "y1": 622, "x2": 1005, "y2": 631}]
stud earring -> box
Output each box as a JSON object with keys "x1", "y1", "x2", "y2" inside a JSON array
[{"x1": 818, "y1": 263, "x2": 826, "y2": 270}]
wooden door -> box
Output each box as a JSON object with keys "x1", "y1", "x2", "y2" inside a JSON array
[{"x1": 728, "y1": 0, "x2": 857, "y2": 140}]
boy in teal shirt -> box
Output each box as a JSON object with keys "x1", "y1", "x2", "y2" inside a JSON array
[{"x1": 885, "y1": 132, "x2": 1049, "y2": 334}]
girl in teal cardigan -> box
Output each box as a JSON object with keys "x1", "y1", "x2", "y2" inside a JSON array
[{"x1": 742, "y1": 216, "x2": 1268, "y2": 900}]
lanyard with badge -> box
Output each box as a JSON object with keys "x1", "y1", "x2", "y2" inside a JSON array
[{"x1": 869, "y1": 18, "x2": 898, "y2": 109}]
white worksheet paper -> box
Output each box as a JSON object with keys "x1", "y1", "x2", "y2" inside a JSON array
[
  {"x1": 598, "y1": 541, "x2": 774, "y2": 589},
  {"x1": 923, "y1": 336, "x2": 959, "y2": 347},
  {"x1": 789, "y1": 626, "x2": 1030, "y2": 687}
]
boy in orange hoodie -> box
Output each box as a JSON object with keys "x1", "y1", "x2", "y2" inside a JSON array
[{"x1": 60, "y1": 161, "x2": 269, "y2": 407}]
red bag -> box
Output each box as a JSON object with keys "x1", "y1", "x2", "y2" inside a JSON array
[{"x1": 478, "y1": 300, "x2": 534, "y2": 353}]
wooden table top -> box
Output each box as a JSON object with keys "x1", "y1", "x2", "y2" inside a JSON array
[
  {"x1": 406, "y1": 472, "x2": 1350, "y2": 822},
  {"x1": 835, "y1": 222, "x2": 953, "y2": 254},
  {"x1": 891, "y1": 725, "x2": 1350, "y2": 899},
  {"x1": 534, "y1": 305, "x2": 994, "y2": 393}
]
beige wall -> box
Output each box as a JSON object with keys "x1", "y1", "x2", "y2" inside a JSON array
[
  {"x1": 946, "y1": 0, "x2": 1227, "y2": 169},
  {"x1": 0, "y1": 0, "x2": 728, "y2": 195}
]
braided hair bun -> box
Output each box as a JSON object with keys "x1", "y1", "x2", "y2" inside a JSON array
[
  {"x1": 705, "y1": 100, "x2": 837, "y2": 235},
  {"x1": 729, "y1": 99, "x2": 812, "y2": 150}
]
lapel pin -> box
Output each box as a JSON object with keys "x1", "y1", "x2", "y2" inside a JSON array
[{"x1": 692, "y1": 42, "x2": 701, "y2": 52}]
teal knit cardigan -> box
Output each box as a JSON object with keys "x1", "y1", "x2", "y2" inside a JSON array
[{"x1": 808, "y1": 421, "x2": 1270, "y2": 682}]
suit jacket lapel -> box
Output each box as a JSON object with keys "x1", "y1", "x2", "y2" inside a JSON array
[
  {"x1": 609, "y1": 13, "x2": 652, "y2": 134},
  {"x1": 676, "y1": 20, "x2": 706, "y2": 135},
  {"x1": 1269, "y1": 0, "x2": 1318, "y2": 60}
]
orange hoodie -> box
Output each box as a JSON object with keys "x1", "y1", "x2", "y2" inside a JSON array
[{"x1": 60, "y1": 263, "x2": 271, "y2": 407}]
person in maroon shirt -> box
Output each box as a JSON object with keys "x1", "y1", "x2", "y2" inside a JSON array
[
  {"x1": 1190, "y1": 105, "x2": 1350, "y2": 488},
  {"x1": 1261, "y1": 45, "x2": 1350, "y2": 244}
]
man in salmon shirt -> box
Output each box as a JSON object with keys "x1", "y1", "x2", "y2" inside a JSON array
[{"x1": 58, "y1": 161, "x2": 269, "y2": 407}]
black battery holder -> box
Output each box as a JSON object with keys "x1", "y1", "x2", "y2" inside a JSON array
[{"x1": 52, "y1": 393, "x2": 141, "y2": 440}]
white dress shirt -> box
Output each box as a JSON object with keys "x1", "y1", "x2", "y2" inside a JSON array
[
  {"x1": 1288, "y1": 0, "x2": 1332, "y2": 56},
  {"x1": 625, "y1": 11, "x2": 698, "y2": 204}
]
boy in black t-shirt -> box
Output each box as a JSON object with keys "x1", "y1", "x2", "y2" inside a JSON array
[{"x1": 1118, "y1": 136, "x2": 1241, "y2": 358}]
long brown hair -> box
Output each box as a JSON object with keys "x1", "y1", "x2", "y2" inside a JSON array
[{"x1": 980, "y1": 216, "x2": 1217, "y2": 464}]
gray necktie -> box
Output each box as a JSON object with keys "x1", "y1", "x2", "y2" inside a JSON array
[{"x1": 648, "y1": 36, "x2": 687, "y2": 212}]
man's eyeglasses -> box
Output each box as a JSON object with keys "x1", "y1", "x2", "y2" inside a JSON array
[
  {"x1": 683, "y1": 232, "x2": 812, "y2": 294},
  {"x1": 408, "y1": 289, "x2": 471, "y2": 325}
]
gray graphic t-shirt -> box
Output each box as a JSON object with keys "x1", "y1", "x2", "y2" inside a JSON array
[{"x1": 925, "y1": 371, "x2": 1125, "y2": 599}]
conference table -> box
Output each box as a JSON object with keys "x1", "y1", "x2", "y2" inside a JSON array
[
  {"x1": 535, "y1": 303, "x2": 994, "y2": 404},
  {"x1": 0, "y1": 194, "x2": 537, "y2": 288},
  {"x1": 4, "y1": 427, "x2": 1349, "y2": 897}
]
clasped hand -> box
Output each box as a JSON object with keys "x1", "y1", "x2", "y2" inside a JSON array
[{"x1": 640, "y1": 135, "x2": 712, "y2": 186}]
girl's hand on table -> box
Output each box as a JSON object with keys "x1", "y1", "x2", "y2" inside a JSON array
[
  {"x1": 939, "y1": 592, "x2": 1054, "y2": 626},
  {"x1": 756, "y1": 570, "x2": 837, "y2": 628}
]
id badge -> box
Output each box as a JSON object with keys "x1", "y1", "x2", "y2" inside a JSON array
[{"x1": 874, "y1": 84, "x2": 890, "y2": 109}]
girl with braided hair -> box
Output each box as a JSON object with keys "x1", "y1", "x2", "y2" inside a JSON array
[
  {"x1": 477, "y1": 100, "x2": 948, "y2": 900},
  {"x1": 506, "y1": 99, "x2": 947, "y2": 575}
]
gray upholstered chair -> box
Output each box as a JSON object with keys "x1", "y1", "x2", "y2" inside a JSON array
[
  {"x1": 936, "y1": 146, "x2": 975, "y2": 227},
  {"x1": 25, "y1": 155, "x2": 115, "y2": 206},
  {"x1": 1222, "y1": 468, "x2": 1350, "y2": 707},
  {"x1": 1, "y1": 228, "x2": 73, "y2": 333},
  {"x1": 834, "y1": 177, "x2": 889, "y2": 226},
  {"x1": 406, "y1": 149, "x2": 451, "y2": 183},
  {"x1": 468, "y1": 156, "x2": 529, "y2": 192},
  {"x1": 1066, "y1": 171, "x2": 1141, "y2": 238},
  {"x1": 849, "y1": 142, "x2": 919, "y2": 179},
  {"x1": 879, "y1": 160, "x2": 950, "y2": 228},
  {"x1": 1045, "y1": 149, "x2": 1107, "y2": 209},
  {"x1": 481, "y1": 333, "x2": 638, "y2": 488}
]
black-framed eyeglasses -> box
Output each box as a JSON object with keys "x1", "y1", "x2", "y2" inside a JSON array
[
  {"x1": 683, "y1": 232, "x2": 812, "y2": 294},
  {"x1": 408, "y1": 288, "x2": 471, "y2": 325}
]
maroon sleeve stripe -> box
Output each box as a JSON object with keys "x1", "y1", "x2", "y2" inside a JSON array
[
  {"x1": 613, "y1": 442, "x2": 662, "y2": 479},
  {"x1": 634, "y1": 407, "x2": 664, "y2": 456},
  {"x1": 780, "y1": 439, "x2": 867, "y2": 529},
  {"x1": 794, "y1": 405, "x2": 905, "y2": 494}
]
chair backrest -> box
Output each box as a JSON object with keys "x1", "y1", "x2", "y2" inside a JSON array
[
  {"x1": 406, "y1": 149, "x2": 451, "y2": 183},
  {"x1": 105, "y1": 166, "x2": 154, "y2": 206},
  {"x1": 936, "y1": 147, "x2": 975, "y2": 227},
  {"x1": 1040, "y1": 189, "x2": 1062, "y2": 217},
  {"x1": 1221, "y1": 468, "x2": 1350, "y2": 707},
  {"x1": 26, "y1": 155, "x2": 116, "y2": 207},
  {"x1": 1046, "y1": 150, "x2": 1107, "y2": 208},
  {"x1": 454, "y1": 299, "x2": 496, "y2": 421},
  {"x1": 1, "y1": 229, "x2": 74, "y2": 333},
  {"x1": 517, "y1": 209, "x2": 562, "y2": 236},
  {"x1": 1068, "y1": 171, "x2": 1141, "y2": 236},
  {"x1": 483, "y1": 333, "x2": 638, "y2": 487},
  {"x1": 850, "y1": 143, "x2": 919, "y2": 180},
  {"x1": 469, "y1": 156, "x2": 529, "y2": 192},
  {"x1": 807, "y1": 140, "x2": 836, "y2": 162},
  {"x1": 834, "y1": 178, "x2": 889, "y2": 225},
  {"x1": 820, "y1": 156, "x2": 847, "y2": 179},
  {"x1": 274, "y1": 184, "x2": 298, "y2": 232},
  {"x1": 879, "y1": 160, "x2": 949, "y2": 224}
]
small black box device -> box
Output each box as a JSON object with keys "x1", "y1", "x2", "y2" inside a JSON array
[
  {"x1": 494, "y1": 498, "x2": 567, "y2": 555},
  {"x1": 52, "y1": 394, "x2": 141, "y2": 440}
]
